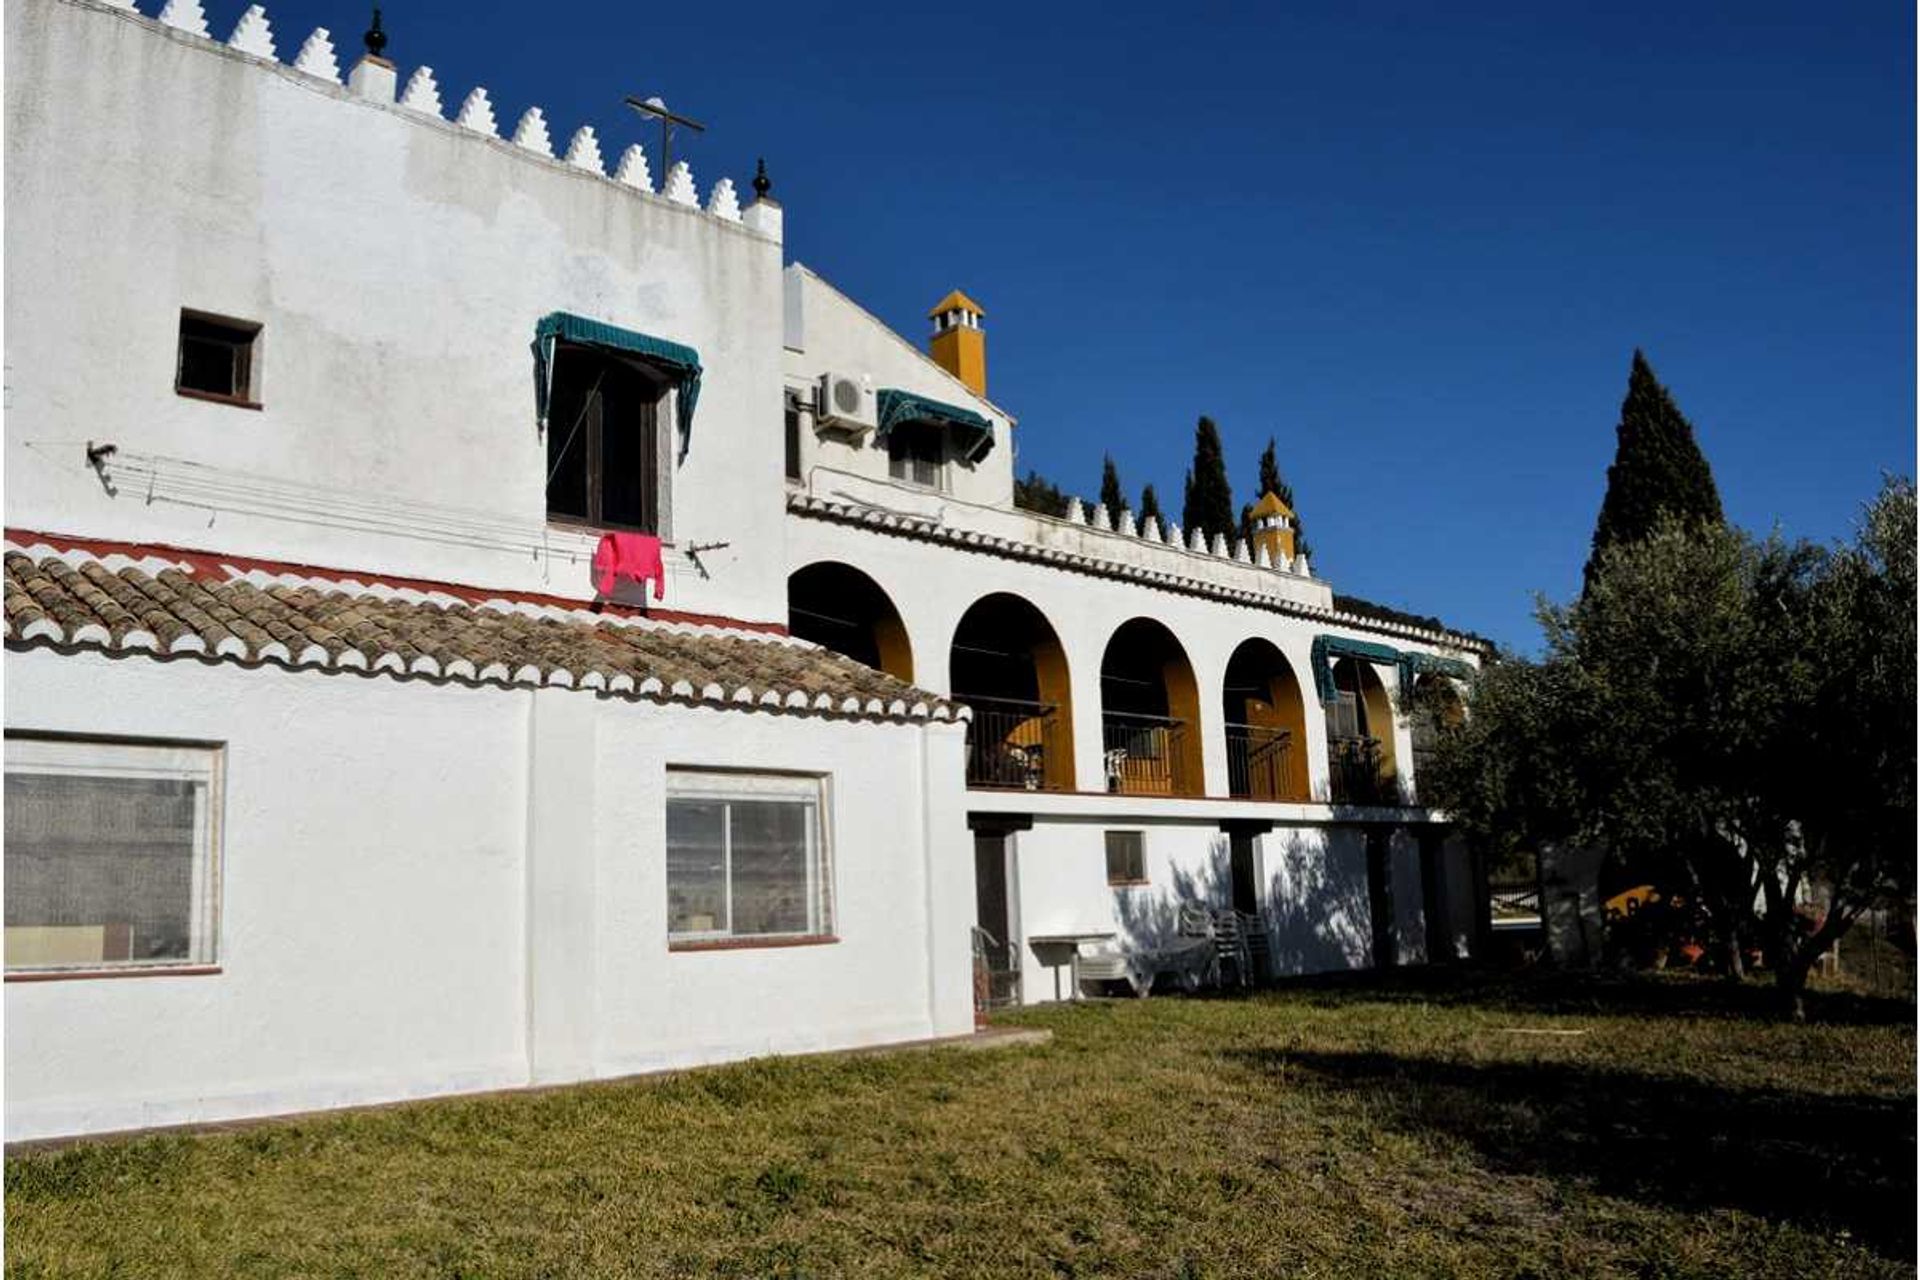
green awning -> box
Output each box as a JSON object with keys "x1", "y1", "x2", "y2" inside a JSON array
[
  {"x1": 1402, "y1": 651, "x2": 1475, "y2": 688},
  {"x1": 1311, "y1": 635, "x2": 1403, "y2": 704},
  {"x1": 1312, "y1": 634, "x2": 1475, "y2": 704},
  {"x1": 875, "y1": 388, "x2": 995, "y2": 463},
  {"x1": 532, "y1": 312, "x2": 702, "y2": 453}
]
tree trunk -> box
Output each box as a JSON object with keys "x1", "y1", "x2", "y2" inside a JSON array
[
  {"x1": 1722, "y1": 935, "x2": 1746, "y2": 981},
  {"x1": 1777, "y1": 956, "x2": 1812, "y2": 1023}
]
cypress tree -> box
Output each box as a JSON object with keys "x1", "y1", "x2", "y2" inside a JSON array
[
  {"x1": 1098, "y1": 454, "x2": 1128, "y2": 517},
  {"x1": 1241, "y1": 436, "x2": 1311, "y2": 559},
  {"x1": 1138, "y1": 483, "x2": 1163, "y2": 528},
  {"x1": 1584, "y1": 350, "x2": 1725, "y2": 590},
  {"x1": 1013, "y1": 468, "x2": 1073, "y2": 518},
  {"x1": 1181, "y1": 416, "x2": 1235, "y2": 543}
]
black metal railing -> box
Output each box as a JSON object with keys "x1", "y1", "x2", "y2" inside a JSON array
[
  {"x1": 1329, "y1": 734, "x2": 1395, "y2": 805},
  {"x1": 1101, "y1": 711, "x2": 1193, "y2": 796},
  {"x1": 960, "y1": 695, "x2": 1063, "y2": 791},
  {"x1": 1224, "y1": 723, "x2": 1303, "y2": 801},
  {"x1": 972, "y1": 926, "x2": 1022, "y2": 1012}
]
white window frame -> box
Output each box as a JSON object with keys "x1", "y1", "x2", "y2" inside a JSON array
[
  {"x1": 665, "y1": 770, "x2": 832, "y2": 944},
  {"x1": 4, "y1": 734, "x2": 224, "y2": 974}
]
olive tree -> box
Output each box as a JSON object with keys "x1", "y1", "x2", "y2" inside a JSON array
[{"x1": 1426, "y1": 478, "x2": 1915, "y2": 1017}]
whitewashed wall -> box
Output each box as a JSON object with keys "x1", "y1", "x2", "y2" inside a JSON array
[
  {"x1": 4, "y1": 0, "x2": 786, "y2": 624},
  {"x1": 4, "y1": 649, "x2": 974, "y2": 1139},
  {"x1": 782, "y1": 266, "x2": 1014, "y2": 508},
  {"x1": 1005, "y1": 819, "x2": 1404, "y2": 1003},
  {"x1": 1265, "y1": 825, "x2": 1378, "y2": 973}
]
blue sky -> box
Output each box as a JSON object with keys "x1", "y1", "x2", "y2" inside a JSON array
[{"x1": 231, "y1": 0, "x2": 1908, "y2": 647}]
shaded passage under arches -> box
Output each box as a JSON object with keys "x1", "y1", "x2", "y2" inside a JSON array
[
  {"x1": 1408, "y1": 673, "x2": 1465, "y2": 800},
  {"x1": 786, "y1": 562, "x2": 914, "y2": 682},
  {"x1": 950, "y1": 593, "x2": 1075, "y2": 791},
  {"x1": 1328, "y1": 655, "x2": 1400, "y2": 805},
  {"x1": 1100, "y1": 617, "x2": 1203, "y2": 797},
  {"x1": 1221, "y1": 638, "x2": 1310, "y2": 802}
]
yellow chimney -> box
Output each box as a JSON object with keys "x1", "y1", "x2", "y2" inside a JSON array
[
  {"x1": 927, "y1": 289, "x2": 987, "y2": 397},
  {"x1": 1248, "y1": 490, "x2": 1297, "y2": 565}
]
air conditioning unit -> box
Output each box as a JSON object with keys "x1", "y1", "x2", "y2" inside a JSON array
[{"x1": 815, "y1": 371, "x2": 876, "y2": 436}]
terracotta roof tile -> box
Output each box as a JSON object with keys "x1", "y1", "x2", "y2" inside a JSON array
[{"x1": 2, "y1": 550, "x2": 960, "y2": 725}]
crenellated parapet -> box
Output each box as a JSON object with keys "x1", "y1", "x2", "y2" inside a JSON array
[
  {"x1": 82, "y1": 0, "x2": 780, "y2": 242},
  {"x1": 1010, "y1": 490, "x2": 1319, "y2": 580}
]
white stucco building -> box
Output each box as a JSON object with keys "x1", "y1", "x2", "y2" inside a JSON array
[{"x1": 4, "y1": 0, "x2": 1486, "y2": 1141}]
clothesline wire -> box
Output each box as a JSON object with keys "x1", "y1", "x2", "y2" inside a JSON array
[
  {"x1": 99, "y1": 450, "x2": 556, "y2": 539},
  {"x1": 26, "y1": 444, "x2": 678, "y2": 571}
]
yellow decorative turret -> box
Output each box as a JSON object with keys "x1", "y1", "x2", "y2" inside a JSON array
[
  {"x1": 927, "y1": 289, "x2": 987, "y2": 397},
  {"x1": 1248, "y1": 490, "x2": 1297, "y2": 565}
]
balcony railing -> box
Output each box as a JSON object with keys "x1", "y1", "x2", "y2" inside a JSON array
[
  {"x1": 1102, "y1": 711, "x2": 1193, "y2": 796},
  {"x1": 1224, "y1": 723, "x2": 1303, "y2": 801},
  {"x1": 1329, "y1": 734, "x2": 1396, "y2": 806},
  {"x1": 960, "y1": 694, "x2": 1063, "y2": 791}
]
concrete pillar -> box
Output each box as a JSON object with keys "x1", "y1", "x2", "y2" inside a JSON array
[
  {"x1": 347, "y1": 55, "x2": 396, "y2": 103},
  {"x1": 1069, "y1": 639, "x2": 1108, "y2": 794},
  {"x1": 743, "y1": 198, "x2": 784, "y2": 242},
  {"x1": 1390, "y1": 825, "x2": 1427, "y2": 965},
  {"x1": 1386, "y1": 669, "x2": 1418, "y2": 805}
]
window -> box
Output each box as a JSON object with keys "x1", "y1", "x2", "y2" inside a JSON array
[
  {"x1": 887, "y1": 422, "x2": 945, "y2": 490},
  {"x1": 784, "y1": 399, "x2": 802, "y2": 482},
  {"x1": 546, "y1": 342, "x2": 669, "y2": 534},
  {"x1": 175, "y1": 310, "x2": 261, "y2": 406},
  {"x1": 1330, "y1": 659, "x2": 1367, "y2": 739},
  {"x1": 5, "y1": 736, "x2": 222, "y2": 975},
  {"x1": 666, "y1": 771, "x2": 831, "y2": 945},
  {"x1": 1105, "y1": 830, "x2": 1147, "y2": 886}
]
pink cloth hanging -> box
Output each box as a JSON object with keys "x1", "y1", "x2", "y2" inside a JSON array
[{"x1": 592, "y1": 532, "x2": 665, "y2": 601}]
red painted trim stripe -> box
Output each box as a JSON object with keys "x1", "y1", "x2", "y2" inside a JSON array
[
  {"x1": 2, "y1": 527, "x2": 788, "y2": 636},
  {"x1": 668, "y1": 935, "x2": 840, "y2": 953},
  {"x1": 6, "y1": 965, "x2": 223, "y2": 983}
]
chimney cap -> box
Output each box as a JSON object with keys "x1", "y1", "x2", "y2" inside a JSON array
[
  {"x1": 1250, "y1": 490, "x2": 1295, "y2": 519},
  {"x1": 927, "y1": 289, "x2": 985, "y2": 320}
]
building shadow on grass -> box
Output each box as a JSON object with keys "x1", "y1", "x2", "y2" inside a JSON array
[
  {"x1": 1263, "y1": 964, "x2": 1916, "y2": 1027},
  {"x1": 1224, "y1": 1045, "x2": 1917, "y2": 1262}
]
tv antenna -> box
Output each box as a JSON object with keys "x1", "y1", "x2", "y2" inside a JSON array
[{"x1": 624, "y1": 95, "x2": 706, "y2": 181}]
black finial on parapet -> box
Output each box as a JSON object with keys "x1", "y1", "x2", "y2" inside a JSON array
[
  {"x1": 752, "y1": 157, "x2": 771, "y2": 199},
  {"x1": 364, "y1": 6, "x2": 387, "y2": 57}
]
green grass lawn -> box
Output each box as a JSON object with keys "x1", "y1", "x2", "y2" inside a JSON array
[{"x1": 6, "y1": 970, "x2": 1913, "y2": 1279}]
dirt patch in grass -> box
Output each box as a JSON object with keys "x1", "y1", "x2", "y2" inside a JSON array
[{"x1": 6, "y1": 971, "x2": 1912, "y2": 1279}]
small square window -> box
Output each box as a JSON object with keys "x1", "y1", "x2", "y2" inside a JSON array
[
  {"x1": 176, "y1": 310, "x2": 261, "y2": 406},
  {"x1": 667, "y1": 771, "x2": 831, "y2": 945},
  {"x1": 4, "y1": 735, "x2": 223, "y2": 974},
  {"x1": 1105, "y1": 830, "x2": 1147, "y2": 886}
]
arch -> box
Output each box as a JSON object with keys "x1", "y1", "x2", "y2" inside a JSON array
[
  {"x1": 1328, "y1": 656, "x2": 1400, "y2": 804},
  {"x1": 1099, "y1": 617, "x2": 1203, "y2": 797},
  {"x1": 949, "y1": 593, "x2": 1075, "y2": 791},
  {"x1": 1408, "y1": 673, "x2": 1466, "y2": 803},
  {"x1": 1220, "y1": 638, "x2": 1310, "y2": 801},
  {"x1": 786, "y1": 562, "x2": 913, "y2": 682}
]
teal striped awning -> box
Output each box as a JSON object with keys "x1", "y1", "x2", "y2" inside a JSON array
[
  {"x1": 532, "y1": 312, "x2": 702, "y2": 452},
  {"x1": 1310, "y1": 634, "x2": 1474, "y2": 704},
  {"x1": 875, "y1": 388, "x2": 995, "y2": 463}
]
